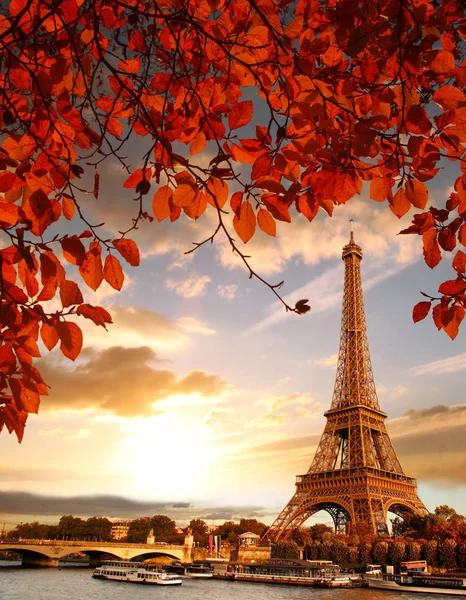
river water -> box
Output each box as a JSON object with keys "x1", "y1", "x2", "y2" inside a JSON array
[{"x1": 0, "y1": 562, "x2": 440, "y2": 600}]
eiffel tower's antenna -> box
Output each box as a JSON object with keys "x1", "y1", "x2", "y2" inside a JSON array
[{"x1": 262, "y1": 235, "x2": 427, "y2": 540}]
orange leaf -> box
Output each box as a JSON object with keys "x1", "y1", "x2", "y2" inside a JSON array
[
  {"x1": 184, "y1": 191, "x2": 207, "y2": 220},
  {"x1": 40, "y1": 322, "x2": 59, "y2": 351},
  {"x1": 103, "y1": 255, "x2": 124, "y2": 291},
  {"x1": 412, "y1": 301, "x2": 431, "y2": 323},
  {"x1": 233, "y1": 201, "x2": 256, "y2": 243},
  {"x1": 123, "y1": 168, "x2": 151, "y2": 189},
  {"x1": 56, "y1": 321, "x2": 83, "y2": 361},
  {"x1": 77, "y1": 304, "x2": 112, "y2": 329},
  {"x1": 459, "y1": 223, "x2": 466, "y2": 247},
  {"x1": 190, "y1": 131, "x2": 207, "y2": 155},
  {"x1": 452, "y1": 250, "x2": 466, "y2": 274},
  {"x1": 423, "y1": 229, "x2": 442, "y2": 269},
  {"x1": 405, "y1": 180, "x2": 429, "y2": 209},
  {"x1": 62, "y1": 196, "x2": 76, "y2": 220},
  {"x1": 390, "y1": 188, "x2": 411, "y2": 218},
  {"x1": 79, "y1": 246, "x2": 104, "y2": 290},
  {"x1": 433, "y1": 85, "x2": 466, "y2": 110},
  {"x1": 257, "y1": 209, "x2": 276, "y2": 237},
  {"x1": 370, "y1": 178, "x2": 391, "y2": 202},
  {"x1": 442, "y1": 305, "x2": 465, "y2": 340},
  {"x1": 255, "y1": 177, "x2": 286, "y2": 195},
  {"x1": 113, "y1": 238, "x2": 140, "y2": 267},
  {"x1": 118, "y1": 58, "x2": 141, "y2": 73},
  {"x1": 228, "y1": 101, "x2": 254, "y2": 130},
  {"x1": 60, "y1": 280, "x2": 84, "y2": 308},
  {"x1": 0, "y1": 171, "x2": 24, "y2": 192},
  {"x1": 206, "y1": 178, "x2": 228, "y2": 209},
  {"x1": 152, "y1": 186, "x2": 172, "y2": 222},
  {"x1": 173, "y1": 183, "x2": 197, "y2": 207},
  {"x1": 61, "y1": 236, "x2": 86, "y2": 266},
  {"x1": 426, "y1": 50, "x2": 455, "y2": 74},
  {"x1": 298, "y1": 193, "x2": 319, "y2": 222},
  {"x1": 0, "y1": 202, "x2": 21, "y2": 226}
]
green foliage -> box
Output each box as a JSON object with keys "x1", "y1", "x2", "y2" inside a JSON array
[
  {"x1": 348, "y1": 547, "x2": 359, "y2": 565},
  {"x1": 127, "y1": 518, "x2": 151, "y2": 543},
  {"x1": 188, "y1": 518, "x2": 208, "y2": 545},
  {"x1": 57, "y1": 515, "x2": 85, "y2": 541},
  {"x1": 150, "y1": 515, "x2": 177, "y2": 541},
  {"x1": 319, "y1": 540, "x2": 333, "y2": 561},
  {"x1": 424, "y1": 539, "x2": 439, "y2": 568},
  {"x1": 406, "y1": 541, "x2": 422, "y2": 562},
  {"x1": 271, "y1": 540, "x2": 300, "y2": 560},
  {"x1": 359, "y1": 542, "x2": 373, "y2": 565},
  {"x1": 439, "y1": 538, "x2": 458, "y2": 569},
  {"x1": 330, "y1": 540, "x2": 349, "y2": 565},
  {"x1": 237, "y1": 519, "x2": 267, "y2": 537},
  {"x1": 372, "y1": 541, "x2": 389, "y2": 565},
  {"x1": 309, "y1": 524, "x2": 333, "y2": 541},
  {"x1": 389, "y1": 541, "x2": 406, "y2": 565}
]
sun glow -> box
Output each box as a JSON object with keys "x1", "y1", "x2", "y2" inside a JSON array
[{"x1": 118, "y1": 401, "x2": 214, "y2": 499}]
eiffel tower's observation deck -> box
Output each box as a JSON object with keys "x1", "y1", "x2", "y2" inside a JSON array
[{"x1": 264, "y1": 229, "x2": 427, "y2": 541}]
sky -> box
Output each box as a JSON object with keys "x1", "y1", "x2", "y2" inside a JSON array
[{"x1": 1, "y1": 140, "x2": 466, "y2": 533}]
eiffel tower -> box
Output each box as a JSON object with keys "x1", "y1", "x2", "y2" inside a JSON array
[{"x1": 265, "y1": 228, "x2": 427, "y2": 540}]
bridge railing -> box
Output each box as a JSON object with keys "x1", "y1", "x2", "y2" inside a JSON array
[{"x1": 2, "y1": 539, "x2": 185, "y2": 549}]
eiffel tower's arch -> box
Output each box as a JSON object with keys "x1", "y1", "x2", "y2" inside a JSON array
[{"x1": 263, "y1": 231, "x2": 428, "y2": 542}]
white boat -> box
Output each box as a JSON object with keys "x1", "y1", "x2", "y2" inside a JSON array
[
  {"x1": 93, "y1": 560, "x2": 182, "y2": 585},
  {"x1": 185, "y1": 565, "x2": 213, "y2": 578},
  {"x1": 317, "y1": 575, "x2": 353, "y2": 588},
  {"x1": 367, "y1": 574, "x2": 466, "y2": 595}
]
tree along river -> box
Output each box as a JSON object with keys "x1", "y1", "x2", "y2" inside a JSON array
[{"x1": 0, "y1": 562, "x2": 438, "y2": 600}]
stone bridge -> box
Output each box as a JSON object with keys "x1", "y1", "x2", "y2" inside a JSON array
[{"x1": 0, "y1": 540, "x2": 197, "y2": 567}]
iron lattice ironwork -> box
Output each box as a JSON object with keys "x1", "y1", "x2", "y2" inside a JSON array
[{"x1": 264, "y1": 231, "x2": 427, "y2": 541}]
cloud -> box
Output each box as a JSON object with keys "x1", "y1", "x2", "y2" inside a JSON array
[
  {"x1": 204, "y1": 407, "x2": 233, "y2": 427},
  {"x1": 166, "y1": 272, "x2": 212, "y2": 298},
  {"x1": 176, "y1": 317, "x2": 216, "y2": 336},
  {"x1": 407, "y1": 352, "x2": 466, "y2": 376},
  {"x1": 40, "y1": 346, "x2": 228, "y2": 417},
  {"x1": 39, "y1": 428, "x2": 92, "y2": 440},
  {"x1": 0, "y1": 490, "x2": 272, "y2": 526},
  {"x1": 217, "y1": 284, "x2": 238, "y2": 300},
  {"x1": 313, "y1": 353, "x2": 339, "y2": 368},
  {"x1": 391, "y1": 385, "x2": 409, "y2": 398},
  {"x1": 250, "y1": 413, "x2": 287, "y2": 428}
]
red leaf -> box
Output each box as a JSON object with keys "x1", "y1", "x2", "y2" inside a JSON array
[
  {"x1": 206, "y1": 178, "x2": 228, "y2": 209},
  {"x1": 79, "y1": 245, "x2": 104, "y2": 290},
  {"x1": 441, "y1": 306, "x2": 465, "y2": 340},
  {"x1": 152, "y1": 186, "x2": 172, "y2": 222},
  {"x1": 438, "y1": 279, "x2": 466, "y2": 296},
  {"x1": 103, "y1": 255, "x2": 124, "y2": 291},
  {"x1": 228, "y1": 101, "x2": 254, "y2": 130},
  {"x1": 60, "y1": 280, "x2": 84, "y2": 308},
  {"x1": 257, "y1": 209, "x2": 276, "y2": 237},
  {"x1": 77, "y1": 304, "x2": 112, "y2": 329},
  {"x1": 405, "y1": 180, "x2": 429, "y2": 209},
  {"x1": 118, "y1": 58, "x2": 141, "y2": 73},
  {"x1": 370, "y1": 178, "x2": 391, "y2": 203},
  {"x1": 56, "y1": 321, "x2": 83, "y2": 361},
  {"x1": 113, "y1": 238, "x2": 140, "y2": 267},
  {"x1": 298, "y1": 193, "x2": 319, "y2": 222},
  {"x1": 255, "y1": 177, "x2": 286, "y2": 195},
  {"x1": 452, "y1": 250, "x2": 466, "y2": 274},
  {"x1": 173, "y1": 183, "x2": 197, "y2": 207},
  {"x1": 0, "y1": 171, "x2": 24, "y2": 192},
  {"x1": 390, "y1": 188, "x2": 411, "y2": 218},
  {"x1": 433, "y1": 86, "x2": 466, "y2": 110},
  {"x1": 40, "y1": 322, "x2": 59, "y2": 351},
  {"x1": 61, "y1": 236, "x2": 86, "y2": 266},
  {"x1": 425, "y1": 50, "x2": 455, "y2": 75},
  {"x1": 423, "y1": 229, "x2": 442, "y2": 269},
  {"x1": 412, "y1": 301, "x2": 431, "y2": 323},
  {"x1": 233, "y1": 201, "x2": 256, "y2": 243},
  {"x1": 123, "y1": 168, "x2": 151, "y2": 189}
]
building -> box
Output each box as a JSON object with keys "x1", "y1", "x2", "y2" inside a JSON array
[
  {"x1": 110, "y1": 521, "x2": 130, "y2": 540},
  {"x1": 238, "y1": 532, "x2": 261, "y2": 546}
]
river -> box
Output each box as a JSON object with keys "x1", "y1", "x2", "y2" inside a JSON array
[{"x1": 0, "y1": 562, "x2": 439, "y2": 600}]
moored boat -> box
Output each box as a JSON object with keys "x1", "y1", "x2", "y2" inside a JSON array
[
  {"x1": 93, "y1": 560, "x2": 182, "y2": 585},
  {"x1": 367, "y1": 574, "x2": 466, "y2": 596}
]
